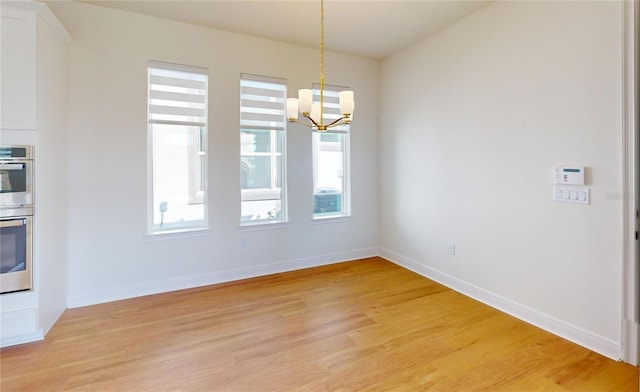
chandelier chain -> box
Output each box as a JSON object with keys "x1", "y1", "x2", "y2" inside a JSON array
[{"x1": 320, "y1": 0, "x2": 325, "y2": 125}]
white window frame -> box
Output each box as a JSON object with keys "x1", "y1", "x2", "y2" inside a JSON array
[
  {"x1": 240, "y1": 73, "x2": 288, "y2": 226},
  {"x1": 147, "y1": 60, "x2": 209, "y2": 235},
  {"x1": 312, "y1": 83, "x2": 351, "y2": 219}
]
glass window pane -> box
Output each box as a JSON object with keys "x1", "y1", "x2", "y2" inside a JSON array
[
  {"x1": 313, "y1": 132, "x2": 347, "y2": 217},
  {"x1": 320, "y1": 133, "x2": 341, "y2": 143},
  {"x1": 152, "y1": 124, "x2": 206, "y2": 229},
  {"x1": 241, "y1": 199, "x2": 282, "y2": 222},
  {"x1": 240, "y1": 130, "x2": 283, "y2": 191},
  {"x1": 241, "y1": 156, "x2": 273, "y2": 189},
  {"x1": 241, "y1": 129, "x2": 282, "y2": 153}
]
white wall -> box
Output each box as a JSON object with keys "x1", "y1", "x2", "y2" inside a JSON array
[
  {"x1": 35, "y1": 12, "x2": 69, "y2": 335},
  {"x1": 47, "y1": 2, "x2": 379, "y2": 306},
  {"x1": 380, "y1": 1, "x2": 625, "y2": 359}
]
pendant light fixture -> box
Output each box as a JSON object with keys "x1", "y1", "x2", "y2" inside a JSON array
[{"x1": 286, "y1": 0, "x2": 355, "y2": 132}]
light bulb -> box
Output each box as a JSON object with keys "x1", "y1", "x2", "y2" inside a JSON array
[
  {"x1": 339, "y1": 91, "x2": 354, "y2": 116},
  {"x1": 298, "y1": 89, "x2": 313, "y2": 114},
  {"x1": 287, "y1": 98, "x2": 299, "y2": 120}
]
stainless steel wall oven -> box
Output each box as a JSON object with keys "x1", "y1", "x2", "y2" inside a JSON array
[
  {"x1": 1, "y1": 208, "x2": 32, "y2": 293},
  {"x1": 0, "y1": 145, "x2": 34, "y2": 294},
  {"x1": 0, "y1": 145, "x2": 34, "y2": 208}
]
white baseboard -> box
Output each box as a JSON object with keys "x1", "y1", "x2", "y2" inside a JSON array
[
  {"x1": 379, "y1": 248, "x2": 623, "y2": 361},
  {"x1": 67, "y1": 247, "x2": 378, "y2": 309},
  {"x1": 66, "y1": 246, "x2": 622, "y2": 361},
  {"x1": 0, "y1": 307, "x2": 40, "y2": 348},
  {"x1": 0, "y1": 328, "x2": 43, "y2": 348}
]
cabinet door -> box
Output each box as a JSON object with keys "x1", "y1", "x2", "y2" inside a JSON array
[{"x1": 1, "y1": 6, "x2": 36, "y2": 130}]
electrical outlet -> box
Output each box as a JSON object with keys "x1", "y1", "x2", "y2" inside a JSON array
[{"x1": 448, "y1": 243, "x2": 455, "y2": 255}]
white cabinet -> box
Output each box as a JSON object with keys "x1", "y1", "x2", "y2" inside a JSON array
[
  {"x1": 0, "y1": 1, "x2": 70, "y2": 348},
  {"x1": 1, "y1": 4, "x2": 37, "y2": 130}
]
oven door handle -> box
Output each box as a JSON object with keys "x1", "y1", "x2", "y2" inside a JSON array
[
  {"x1": 0, "y1": 218, "x2": 25, "y2": 228},
  {"x1": 0, "y1": 163, "x2": 25, "y2": 171}
]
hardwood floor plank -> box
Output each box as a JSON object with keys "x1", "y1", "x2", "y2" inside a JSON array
[{"x1": 0, "y1": 257, "x2": 636, "y2": 391}]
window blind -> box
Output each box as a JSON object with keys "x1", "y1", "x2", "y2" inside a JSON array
[
  {"x1": 148, "y1": 61, "x2": 208, "y2": 127},
  {"x1": 312, "y1": 83, "x2": 350, "y2": 134},
  {"x1": 240, "y1": 74, "x2": 287, "y2": 131}
]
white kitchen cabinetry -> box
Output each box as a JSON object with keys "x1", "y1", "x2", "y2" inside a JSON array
[
  {"x1": 0, "y1": 3, "x2": 37, "y2": 130},
  {"x1": 0, "y1": 1, "x2": 71, "y2": 348}
]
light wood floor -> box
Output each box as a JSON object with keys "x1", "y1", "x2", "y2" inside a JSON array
[{"x1": 1, "y1": 257, "x2": 637, "y2": 391}]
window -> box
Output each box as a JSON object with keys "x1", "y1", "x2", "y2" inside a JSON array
[
  {"x1": 147, "y1": 61, "x2": 208, "y2": 233},
  {"x1": 312, "y1": 84, "x2": 351, "y2": 218},
  {"x1": 240, "y1": 74, "x2": 287, "y2": 224}
]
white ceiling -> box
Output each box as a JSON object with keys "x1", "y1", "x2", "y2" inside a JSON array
[{"x1": 70, "y1": 0, "x2": 492, "y2": 60}]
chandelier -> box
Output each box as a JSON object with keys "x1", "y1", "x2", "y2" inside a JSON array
[{"x1": 286, "y1": 0, "x2": 355, "y2": 132}]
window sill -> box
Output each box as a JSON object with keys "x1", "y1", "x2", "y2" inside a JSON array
[
  {"x1": 238, "y1": 220, "x2": 290, "y2": 232},
  {"x1": 145, "y1": 227, "x2": 210, "y2": 241},
  {"x1": 312, "y1": 215, "x2": 351, "y2": 224}
]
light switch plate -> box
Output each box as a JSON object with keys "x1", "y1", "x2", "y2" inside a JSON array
[{"x1": 553, "y1": 185, "x2": 590, "y2": 205}]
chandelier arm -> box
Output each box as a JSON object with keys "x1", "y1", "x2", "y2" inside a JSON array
[
  {"x1": 324, "y1": 115, "x2": 351, "y2": 129},
  {"x1": 302, "y1": 113, "x2": 322, "y2": 129},
  {"x1": 288, "y1": 113, "x2": 324, "y2": 129},
  {"x1": 288, "y1": 117, "x2": 353, "y2": 132},
  {"x1": 288, "y1": 119, "x2": 315, "y2": 129}
]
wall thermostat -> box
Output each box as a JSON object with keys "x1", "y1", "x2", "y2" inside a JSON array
[{"x1": 553, "y1": 166, "x2": 585, "y2": 185}]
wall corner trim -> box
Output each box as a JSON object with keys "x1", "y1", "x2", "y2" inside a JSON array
[
  {"x1": 379, "y1": 248, "x2": 623, "y2": 362},
  {"x1": 621, "y1": 0, "x2": 639, "y2": 366},
  {"x1": 37, "y1": 2, "x2": 73, "y2": 44}
]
